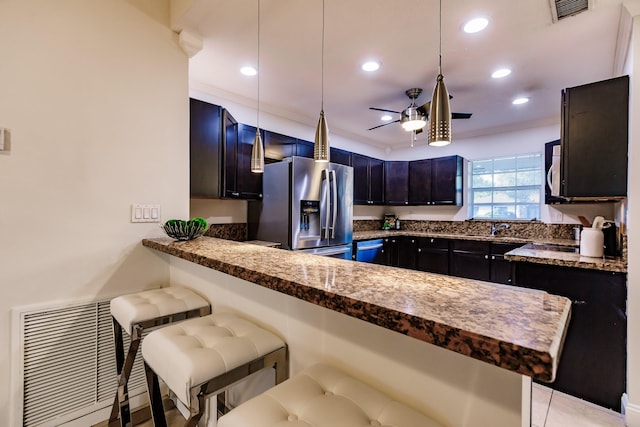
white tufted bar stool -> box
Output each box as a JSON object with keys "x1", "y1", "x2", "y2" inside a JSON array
[
  {"x1": 141, "y1": 312, "x2": 288, "y2": 427},
  {"x1": 217, "y1": 363, "x2": 444, "y2": 427},
  {"x1": 109, "y1": 287, "x2": 211, "y2": 426}
]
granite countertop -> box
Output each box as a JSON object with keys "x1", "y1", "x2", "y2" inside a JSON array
[
  {"x1": 354, "y1": 230, "x2": 627, "y2": 273},
  {"x1": 142, "y1": 236, "x2": 571, "y2": 382},
  {"x1": 505, "y1": 246, "x2": 627, "y2": 273}
]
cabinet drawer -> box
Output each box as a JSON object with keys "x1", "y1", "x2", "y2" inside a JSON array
[
  {"x1": 418, "y1": 237, "x2": 449, "y2": 250},
  {"x1": 450, "y1": 240, "x2": 490, "y2": 253}
]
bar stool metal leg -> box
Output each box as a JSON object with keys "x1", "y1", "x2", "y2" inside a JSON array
[
  {"x1": 110, "y1": 322, "x2": 142, "y2": 426},
  {"x1": 144, "y1": 361, "x2": 168, "y2": 427}
]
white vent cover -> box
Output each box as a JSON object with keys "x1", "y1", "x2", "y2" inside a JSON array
[
  {"x1": 549, "y1": 0, "x2": 593, "y2": 22},
  {"x1": 17, "y1": 299, "x2": 147, "y2": 427}
]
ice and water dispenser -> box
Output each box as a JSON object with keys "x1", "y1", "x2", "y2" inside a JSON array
[{"x1": 299, "y1": 200, "x2": 320, "y2": 238}]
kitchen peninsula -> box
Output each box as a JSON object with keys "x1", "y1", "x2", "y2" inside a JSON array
[{"x1": 142, "y1": 236, "x2": 570, "y2": 426}]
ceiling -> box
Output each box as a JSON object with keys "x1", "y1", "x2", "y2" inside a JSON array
[{"x1": 173, "y1": 0, "x2": 626, "y2": 150}]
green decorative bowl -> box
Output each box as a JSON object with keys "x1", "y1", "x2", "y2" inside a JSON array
[{"x1": 162, "y1": 217, "x2": 208, "y2": 241}]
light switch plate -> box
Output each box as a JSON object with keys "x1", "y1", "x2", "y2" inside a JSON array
[
  {"x1": 131, "y1": 204, "x2": 161, "y2": 223},
  {"x1": 0, "y1": 128, "x2": 5, "y2": 151}
]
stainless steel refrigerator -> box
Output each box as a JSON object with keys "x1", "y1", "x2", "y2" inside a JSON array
[{"x1": 249, "y1": 156, "x2": 353, "y2": 259}]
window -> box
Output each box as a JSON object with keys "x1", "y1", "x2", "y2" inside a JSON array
[{"x1": 470, "y1": 154, "x2": 542, "y2": 220}]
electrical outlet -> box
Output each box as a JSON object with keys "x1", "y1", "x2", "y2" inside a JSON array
[
  {"x1": 131, "y1": 204, "x2": 161, "y2": 223},
  {"x1": 550, "y1": 209, "x2": 563, "y2": 223}
]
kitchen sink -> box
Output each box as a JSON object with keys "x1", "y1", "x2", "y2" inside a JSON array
[{"x1": 520, "y1": 243, "x2": 579, "y2": 253}]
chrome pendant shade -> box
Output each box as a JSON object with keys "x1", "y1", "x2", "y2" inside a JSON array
[
  {"x1": 314, "y1": 109, "x2": 330, "y2": 162},
  {"x1": 251, "y1": 128, "x2": 264, "y2": 173},
  {"x1": 428, "y1": 73, "x2": 452, "y2": 146}
]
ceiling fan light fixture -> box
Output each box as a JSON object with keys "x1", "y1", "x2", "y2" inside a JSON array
[{"x1": 401, "y1": 108, "x2": 427, "y2": 131}]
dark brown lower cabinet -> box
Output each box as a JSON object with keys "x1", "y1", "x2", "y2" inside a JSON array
[
  {"x1": 416, "y1": 237, "x2": 450, "y2": 275},
  {"x1": 489, "y1": 243, "x2": 521, "y2": 284},
  {"x1": 397, "y1": 236, "x2": 418, "y2": 269},
  {"x1": 450, "y1": 240, "x2": 491, "y2": 281},
  {"x1": 513, "y1": 262, "x2": 626, "y2": 412}
]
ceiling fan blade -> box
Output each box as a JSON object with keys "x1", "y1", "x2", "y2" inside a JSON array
[
  {"x1": 416, "y1": 102, "x2": 430, "y2": 116},
  {"x1": 368, "y1": 119, "x2": 400, "y2": 131},
  {"x1": 452, "y1": 112, "x2": 472, "y2": 119},
  {"x1": 369, "y1": 107, "x2": 401, "y2": 114}
]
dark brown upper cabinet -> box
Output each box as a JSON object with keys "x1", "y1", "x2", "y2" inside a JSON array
[
  {"x1": 352, "y1": 153, "x2": 384, "y2": 205},
  {"x1": 263, "y1": 130, "x2": 296, "y2": 162},
  {"x1": 560, "y1": 75, "x2": 628, "y2": 200},
  {"x1": 409, "y1": 155, "x2": 463, "y2": 205},
  {"x1": 384, "y1": 161, "x2": 409, "y2": 205}
]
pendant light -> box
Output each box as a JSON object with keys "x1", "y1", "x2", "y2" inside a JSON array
[
  {"x1": 251, "y1": 0, "x2": 265, "y2": 173},
  {"x1": 314, "y1": 0, "x2": 330, "y2": 163},
  {"x1": 428, "y1": 0, "x2": 452, "y2": 147}
]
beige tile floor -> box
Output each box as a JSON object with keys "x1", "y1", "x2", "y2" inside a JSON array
[{"x1": 532, "y1": 383, "x2": 626, "y2": 427}]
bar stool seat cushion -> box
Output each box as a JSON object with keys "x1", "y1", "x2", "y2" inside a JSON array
[
  {"x1": 141, "y1": 312, "x2": 286, "y2": 406},
  {"x1": 110, "y1": 287, "x2": 209, "y2": 334},
  {"x1": 217, "y1": 364, "x2": 443, "y2": 427}
]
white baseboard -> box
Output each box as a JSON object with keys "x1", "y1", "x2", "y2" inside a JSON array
[{"x1": 623, "y1": 393, "x2": 640, "y2": 427}]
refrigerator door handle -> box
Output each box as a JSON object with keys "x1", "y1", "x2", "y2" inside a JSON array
[
  {"x1": 322, "y1": 169, "x2": 331, "y2": 240},
  {"x1": 330, "y1": 170, "x2": 337, "y2": 239}
]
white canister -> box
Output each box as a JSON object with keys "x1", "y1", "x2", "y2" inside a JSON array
[{"x1": 580, "y1": 228, "x2": 604, "y2": 257}]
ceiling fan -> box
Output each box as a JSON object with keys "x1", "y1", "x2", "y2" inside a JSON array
[{"x1": 368, "y1": 88, "x2": 472, "y2": 134}]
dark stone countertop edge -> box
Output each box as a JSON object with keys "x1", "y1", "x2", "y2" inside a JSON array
[{"x1": 142, "y1": 237, "x2": 570, "y2": 382}]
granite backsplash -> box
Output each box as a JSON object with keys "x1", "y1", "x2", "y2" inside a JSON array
[
  {"x1": 204, "y1": 223, "x2": 247, "y2": 241},
  {"x1": 354, "y1": 219, "x2": 578, "y2": 240}
]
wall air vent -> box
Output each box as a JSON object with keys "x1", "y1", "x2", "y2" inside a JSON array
[{"x1": 549, "y1": 0, "x2": 593, "y2": 22}]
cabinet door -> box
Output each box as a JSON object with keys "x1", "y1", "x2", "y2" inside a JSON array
[
  {"x1": 397, "y1": 237, "x2": 418, "y2": 269},
  {"x1": 513, "y1": 262, "x2": 626, "y2": 411},
  {"x1": 330, "y1": 147, "x2": 352, "y2": 166},
  {"x1": 190, "y1": 99, "x2": 223, "y2": 197},
  {"x1": 561, "y1": 76, "x2": 628, "y2": 198},
  {"x1": 408, "y1": 159, "x2": 432, "y2": 205},
  {"x1": 431, "y1": 155, "x2": 463, "y2": 205},
  {"x1": 352, "y1": 154, "x2": 371, "y2": 204},
  {"x1": 296, "y1": 139, "x2": 314, "y2": 159},
  {"x1": 369, "y1": 158, "x2": 385, "y2": 204},
  {"x1": 449, "y1": 240, "x2": 491, "y2": 281},
  {"x1": 416, "y1": 237, "x2": 449, "y2": 274},
  {"x1": 489, "y1": 243, "x2": 521, "y2": 285},
  {"x1": 263, "y1": 130, "x2": 296, "y2": 162},
  {"x1": 384, "y1": 161, "x2": 409, "y2": 205},
  {"x1": 380, "y1": 237, "x2": 399, "y2": 266}
]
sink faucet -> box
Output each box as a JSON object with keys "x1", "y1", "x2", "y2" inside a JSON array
[{"x1": 491, "y1": 223, "x2": 511, "y2": 236}]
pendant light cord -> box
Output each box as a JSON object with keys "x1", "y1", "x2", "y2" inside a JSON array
[
  {"x1": 321, "y1": 0, "x2": 325, "y2": 111},
  {"x1": 257, "y1": 0, "x2": 261, "y2": 129},
  {"x1": 438, "y1": 0, "x2": 442, "y2": 75}
]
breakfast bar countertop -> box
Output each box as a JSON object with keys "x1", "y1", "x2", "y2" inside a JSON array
[{"x1": 143, "y1": 236, "x2": 571, "y2": 383}]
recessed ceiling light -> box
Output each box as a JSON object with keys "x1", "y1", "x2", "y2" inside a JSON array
[
  {"x1": 240, "y1": 66, "x2": 257, "y2": 76},
  {"x1": 362, "y1": 61, "x2": 380, "y2": 72},
  {"x1": 512, "y1": 97, "x2": 529, "y2": 105},
  {"x1": 381, "y1": 115, "x2": 393, "y2": 121},
  {"x1": 491, "y1": 68, "x2": 511, "y2": 79},
  {"x1": 463, "y1": 17, "x2": 489, "y2": 33}
]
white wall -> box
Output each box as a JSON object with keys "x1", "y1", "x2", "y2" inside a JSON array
[
  {"x1": 0, "y1": 0, "x2": 187, "y2": 424},
  {"x1": 624, "y1": 1, "x2": 640, "y2": 425}
]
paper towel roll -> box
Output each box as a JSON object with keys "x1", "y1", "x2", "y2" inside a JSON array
[{"x1": 580, "y1": 228, "x2": 604, "y2": 257}]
